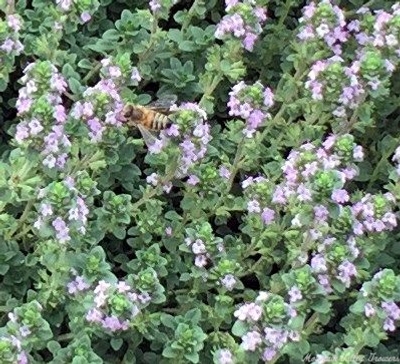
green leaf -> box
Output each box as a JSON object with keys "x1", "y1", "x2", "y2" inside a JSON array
[
  {"x1": 85, "y1": 40, "x2": 117, "y2": 53},
  {"x1": 121, "y1": 9, "x2": 134, "y2": 23},
  {"x1": 363, "y1": 328, "x2": 383, "y2": 347},
  {"x1": 162, "y1": 346, "x2": 177, "y2": 359},
  {"x1": 184, "y1": 351, "x2": 199, "y2": 363},
  {"x1": 355, "y1": 161, "x2": 373, "y2": 182},
  {"x1": 179, "y1": 273, "x2": 192, "y2": 282},
  {"x1": 170, "y1": 57, "x2": 182, "y2": 70},
  {"x1": 68, "y1": 78, "x2": 83, "y2": 95},
  {"x1": 220, "y1": 60, "x2": 231, "y2": 73},
  {"x1": 161, "y1": 69, "x2": 178, "y2": 80},
  {"x1": 62, "y1": 63, "x2": 80, "y2": 80},
  {"x1": 183, "y1": 61, "x2": 194, "y2": 74},
  {"x1": 164, "y1": 211, "x2": 182, "y2": 221},
  {"x1": 112, "y1": 226, "x2": 126, "y2": 239},
  {"x1": 47, "y1": 340, "x2": 61, "y2": 354},
  {"x1": 110, "y1": 338, "x2": 123, "y2": 351},
  {"x1": 0, "y1": 78, "x2": 7, "y2": 92},
  {"x1": 168, "y1": 29, "x2": 183, "y2": 43},
  {"x1": 77, "y1": 59, "x2": 94, "y2": 70},
  {"x1": 282, "y1": 340, "x2": 310, "y2": 359},
  {"x1": 185, "y1": 308, "x2": 201, "y2": 323},
  {"x1": 179, "y1": 41, "x2": 195, "y2": 52},
  {"x1": 102, "y1": 29, "x2": 120, "y2": 41},
  {"x1": 173, "y1": 10, "x2": 186, "y2": 24},
  {"x1": 136, "y1": 93, "x2": 152, "y2": 105},
  {"x1": 160, "y1": 314, "x2": 176, "y2": 329},
  {"x1": 181, "y1": 196, "x2": 196, "y2": 211},
  {"x1": 231, "y1": 320, "x2": 247, "y2": 337},
  {"x1": 349, "y1": 299, "x2": 367, "y2": 314},
  {"x1": 310, "y1": 298, "x2": 331, "y2": 314}
]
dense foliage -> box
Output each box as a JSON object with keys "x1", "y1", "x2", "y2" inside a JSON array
[{"x1": 1, "y1": 0, "x2": 400, "y2": 363}]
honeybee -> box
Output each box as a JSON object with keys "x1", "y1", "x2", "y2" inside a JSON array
[{"x1": 120, "y1": 96, "x2": 177, "y2": 147}]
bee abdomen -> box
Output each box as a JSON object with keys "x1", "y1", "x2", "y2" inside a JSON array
[{"x1": 153, "y1": 113, "x2": 171, "y2": 130}]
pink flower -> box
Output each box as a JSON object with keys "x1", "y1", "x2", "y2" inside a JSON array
[
  {"x1": 242, "y1": 32, "x2": 258, "y2": 51},
  {"x1": 247, "y1": 199, "x2": 261, "y2": 213},
  {"x1": 146, "y1": 173, "x2": 159, "y2": 186},
  {"x1": 364, "y1": 303, "x2": 375, "y2": 317},
  {"x1": 288, "y1": 286, "x2": 302, "y2": 302},
  {"x1": 261, "y1": 208, "x2": 275, "y2": 224},
  {"x1": 187, "y1": 175, "x2": 200, "y2": 186},
  {"x1": 220, "y1": 274, "x2": 236, "y2": 291},
  {"x1": 86, "y1": 308, "x2": 103, "y2": 322},
  {"x1": 219, "y1": 166, "x2": 231, "y2": 179},
  {"x1": 131, "y1": 67, "x2": 141, "y2": 83},
  {"x1": 241, "y1": 331, "x2": 262, "y2": 351},
  {"x1": 149, "y1": 0, "x2": 161, "y2": 12},
  {"x1": 331, "y1": 189, "x2": 350, "y2": 204},
  {"x1": 80, "y1": 12, "x2": 91, "y2": 23}
]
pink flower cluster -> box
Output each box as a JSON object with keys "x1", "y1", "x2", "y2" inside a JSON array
[
  {"x1": 300, "y1": 2, "x2": 400, "y2": 118},
  {"x1": 146, "y1": 172, "x2": 173, "y2": 193},
  {"x1": 184, "y1": 226, "x2": 237, "y2": 290},
  {"x1": 1, "y1": 14, "x2": 24, "y2": 56},
  {"x1": 391, "y1": 145, "x2": 400, "y2": 177},
  {"x1": 215, "y1": 0, "x2": 267, "y2": 51},
  {"x1": 142, "y1": 103, "x2": 212, "y2": 186},
  {"x1": 310, "y1": 237, "x2": 359, "y2": 293},
  {"x1": 72, "y1": 63, "x2": 125, "y2": 143},
  {"x1": 69, "y1": 278, "x2": 152, "y2": 333},
  {"x1": 15, "y1": 61, "x2": 71, "y2": 169},
  {"x1": 33, "y1": 177, "x2": 90, "y2": 244},
  {"x1": 67, "y1": 274, "x2": 90, "y2": 294},
  {"x1": 307, "y1": 195, "x2": 396, "y2": 293},
  {"x1": 149, "y1": 0, "x2": 161, "y2": 13},
  {"x1": 270, "y1": 135, "x2": 397, "y2": 292},
  {"x1": 215, "y1": 348, "x2": 234, "y2": 364},
  {"x1": 233, "y1": 292, "x2": 300, "y2": 361},
  {"x1": 4, "y1": 301, "x2": 44, "y2": 364},
  {"x1": 298, "y1": 1, "x2": 347, "y2": 51},
  {"x1": 272, "y1": 135, "x2": 362, "y2": 207},
  {"x1": 228, "y1": 81, "x2": 274, "y2": 137},
  {"x1": 304, "y1": 55, "x2": 395, "y2": 118},
  {"x1": 242, "y1": 176, "x2": 276, "y2": 225},
  {"x1": 351, "y1": 193, "x2": 397, "y2": 235},
  {"x1": 350, "y1": 4, "x2": 400, "y2": 52},
  {"x1": 361, "y1": 270, "x2": 400, "y2": 333},
  {"x1": 149, "y1": 0, "x2": 178, "y2": 14},
  {"x1": 55, "y1": 0, "x2": 95, "y2": 23},
  {"x1": 167, "y1": 103, "x2": 212, "y2": 178},
  {"x1": 0, "y1": 336, "x2": 28, "y2": 364},
  {"x1": 185, "y1": 237, "x2": 210, "y2": 269}
]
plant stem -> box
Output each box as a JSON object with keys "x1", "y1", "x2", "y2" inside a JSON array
[
  {"x1": 181, "y1": 0, "x2": 201, "y2": 32},
  {"x1": 8, "y1": 199, "x2": 34, "y2": 239},
  {"x1": 303, "y1": 312, "x2": 320, "y2": 335},
  {"x1": 82, "y1": 62, "x2": 101, "y2": 84},
  {"x1": 260, "y1": 67, "x2": 307, "y2": 142},
  {"x1": 5, "y1": 0, "x2": 15, "y2": 13},
  {"x1": 210, "y1": 134, "x2": 246, "y2": 216},
  {"x1": 57, "y1": 333, "x2": 74, "y2": 342},
  {"x1": 199, "y1": 74, "x2": 223, "y2": 109},
  {"x1": 367, "y1": 145, "x2": 396, "y2": 190},
  {"x1": 138, "y1": 16, "x2": 159, "y2": 65},
  {"x1": 227, "y1": 135, "x2": 245, "y2": 190},
  {"x1": 277, "y1": 0, "x2": 294, "y2": 28},
  {"x1": 131, "y1": 188, "x2": 158, "y2": 211},
  {"x1": 13, "y1": 225, "x2": 32, "y2": 243},
  {"x1": 64, "y1": 91, "x2": 77, "y2": 102}
]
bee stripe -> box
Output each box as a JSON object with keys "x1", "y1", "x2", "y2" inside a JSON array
[{"x1": 154, "y1": 113, "x2": 168, "y2": 130}]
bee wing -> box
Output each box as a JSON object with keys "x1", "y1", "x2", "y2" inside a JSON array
[
  {"x1": 147, "y1": 94, "x2": 177, "y2": 114},
  {"x1": 137, "y1": 123, "x2": 158, "y2": 148}
]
